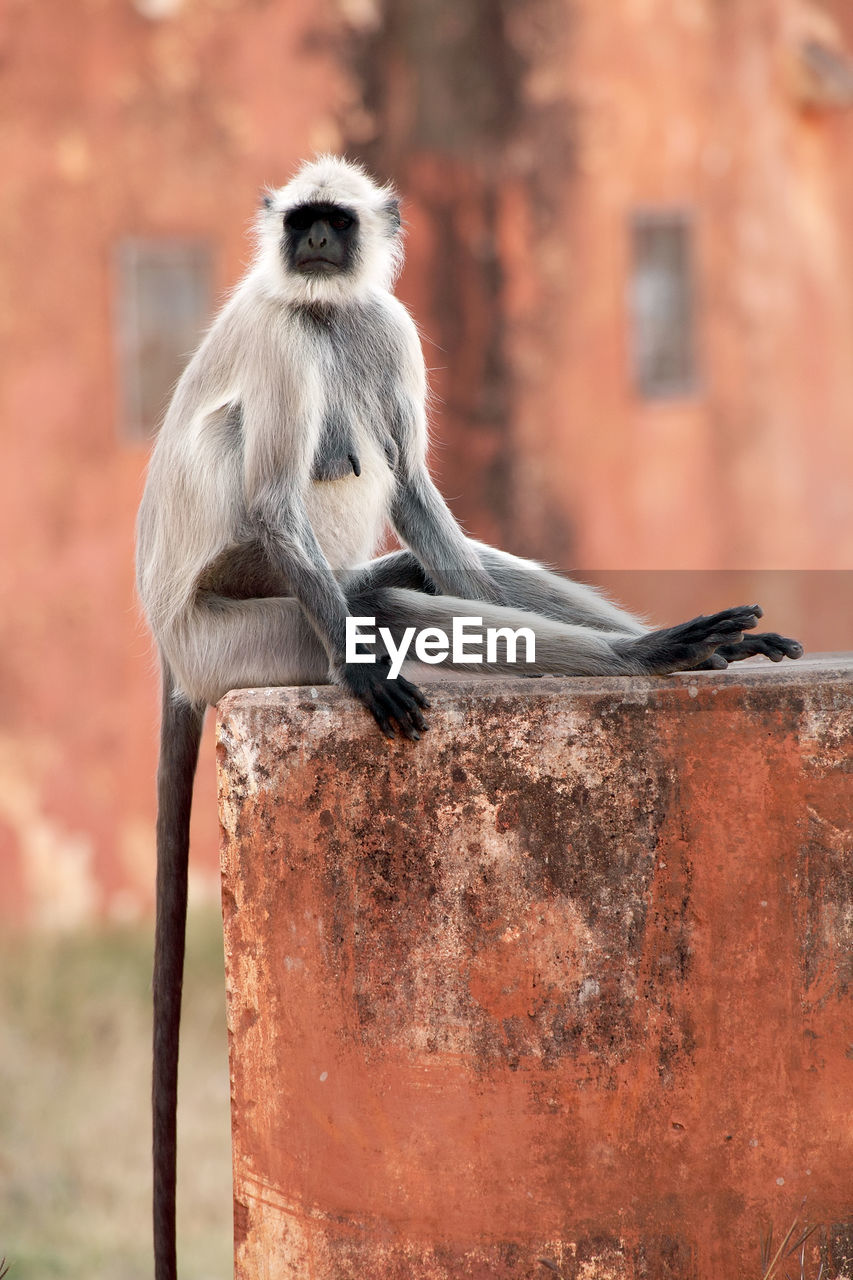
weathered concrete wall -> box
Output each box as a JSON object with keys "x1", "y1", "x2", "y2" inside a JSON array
[{"x1": 218, "y1": 656, "x2": 852, "y2": 1280}]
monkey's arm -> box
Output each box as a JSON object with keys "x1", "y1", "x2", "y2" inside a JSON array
[
  {"x1": 250, "y1": 491, "x2": 427, "y2": 738},
  {"x1": 383, "y1": 301, "x2": 505, "y2": 605},
  {"x1": 391, "y1": 467, "x2": 506, "y2": 605}
]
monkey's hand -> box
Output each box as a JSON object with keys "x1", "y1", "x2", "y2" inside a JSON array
[
  {"x1": 336, "y1": 658, "x2": 430, "y2": 741},
  {"x1": 616, "y1": 604, "x2": 764, "y2": 674}
]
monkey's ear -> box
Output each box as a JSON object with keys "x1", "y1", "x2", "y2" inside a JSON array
[
  {"x1": 261, "y1": 192, "x2": 274, "y2": 211},
  {"x1": 384, "y1": 197, "x2": 401, "y2": 231}
]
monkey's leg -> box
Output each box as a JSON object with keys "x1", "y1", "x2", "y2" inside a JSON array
[
  {"x1": 348, "y1": 557, "x2": 626, "y2": 672},
  {"x1": 471, "y1": 545, "x2": 802, "y2": 667},
  {"x1": 162, "y1": 595, "x2": 333, "y2": 706},
  {"x1": 348, "y1": 546, "x2": 641, "y2": 634},
  {"x1": 162, "y1": 593, "x2": 428, "y2": 737},
  {"x1": 472, "y1": 542, "x2": 647, "y2": 634},
  {"x1": 359, "y1": 588, "x2": 762, "y2": 676}
]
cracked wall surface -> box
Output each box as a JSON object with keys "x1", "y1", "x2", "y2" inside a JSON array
[{"x1": 219, "y1": 655, "x2": 852, "y2": 1280}]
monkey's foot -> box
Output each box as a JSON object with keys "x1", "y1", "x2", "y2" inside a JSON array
[
  {"x1": 339, "y1": 660, "x2": 430, "y2": 741},
  {"x1": 700, "y1": 632, "x2": 804, "y2": 667},
  {"x1": 620, "y1": 604, "x2": 763, "y2": 674}
]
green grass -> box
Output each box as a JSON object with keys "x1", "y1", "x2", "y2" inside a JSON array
[{"x1": 0, "y1": 908, "x2": 233, "y2": 1279}]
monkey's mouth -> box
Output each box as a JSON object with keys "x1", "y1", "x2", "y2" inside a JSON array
[{"x1": 297, "y1": 257, "x2": 340, "y2": 273}]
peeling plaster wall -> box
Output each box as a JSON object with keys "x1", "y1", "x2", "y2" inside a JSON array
[{"x1": 219, "y1": 656, "x2": 853, "y2": 1280}]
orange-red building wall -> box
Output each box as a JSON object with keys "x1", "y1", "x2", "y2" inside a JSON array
[{"x1": 0, "y1": 0, "x2": 851, "y2": 923}]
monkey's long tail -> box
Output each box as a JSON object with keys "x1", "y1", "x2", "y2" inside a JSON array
[{"x1": 153, "y1": 661, "x2": 204, "y2": 1280}]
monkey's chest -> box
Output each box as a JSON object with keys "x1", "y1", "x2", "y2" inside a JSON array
[{"x1": 306, "y1": 428, "x2": 396, "y2": 569}]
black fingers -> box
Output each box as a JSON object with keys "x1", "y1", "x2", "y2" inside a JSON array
[
  {"x1": 339, "y1": 662, "x2": 430, "y2": 741},
  {"x1": 673, "y1": 604, "x2": 763, "y2": 644},
  {"x1": 695, "y1": 652, "x2": 730, "y2": 671},
  {"x1": 395, "y1": 672, "x2": 432, "y2": 710},
  {"x1": 715, "y1": 632, "x2": 804, "y2": 664},
  {"x1": 631, "y1": 604, "x2": 764, "y2": 674}
]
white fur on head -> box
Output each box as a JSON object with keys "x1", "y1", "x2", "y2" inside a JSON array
[{"x1": 253, "y1": 155, "x2": 404, "y2": 306}]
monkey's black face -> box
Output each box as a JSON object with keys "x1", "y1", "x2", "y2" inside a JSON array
[{"x1": 284, "y1": 203, "x2": 358, "y2": 276}]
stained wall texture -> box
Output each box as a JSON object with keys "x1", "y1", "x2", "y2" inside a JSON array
[
  {"x1": 1, "y1": 0, "x2": 852, "y2": 921},
  {"x1": 218, "y1": 657, "x2": 853, "y2": 1280}
]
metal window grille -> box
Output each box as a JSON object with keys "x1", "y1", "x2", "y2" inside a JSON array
[
  {"x1": 116, "y1": 239, "x2": 212, "y2": 440},
  {"x1": 629, "y1": 213, "x2": 697, "y2": 399}
]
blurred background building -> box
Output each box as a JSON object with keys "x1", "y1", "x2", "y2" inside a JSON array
[{"x1": 1, "y1": 0, "x2": 851, "y2": 924}]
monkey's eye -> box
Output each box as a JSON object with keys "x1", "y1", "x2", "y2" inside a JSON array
[
  {"x1": 285, "y1": 209, "x2": 314, "y2": 232},
  {"x1": 284, "y1": 206, "x2": 355, "y2": 234}
]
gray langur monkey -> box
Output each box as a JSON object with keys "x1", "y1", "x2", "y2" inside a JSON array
[{"x1": 135, "y1": 154, "x2": 802, "y2": 1279}]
